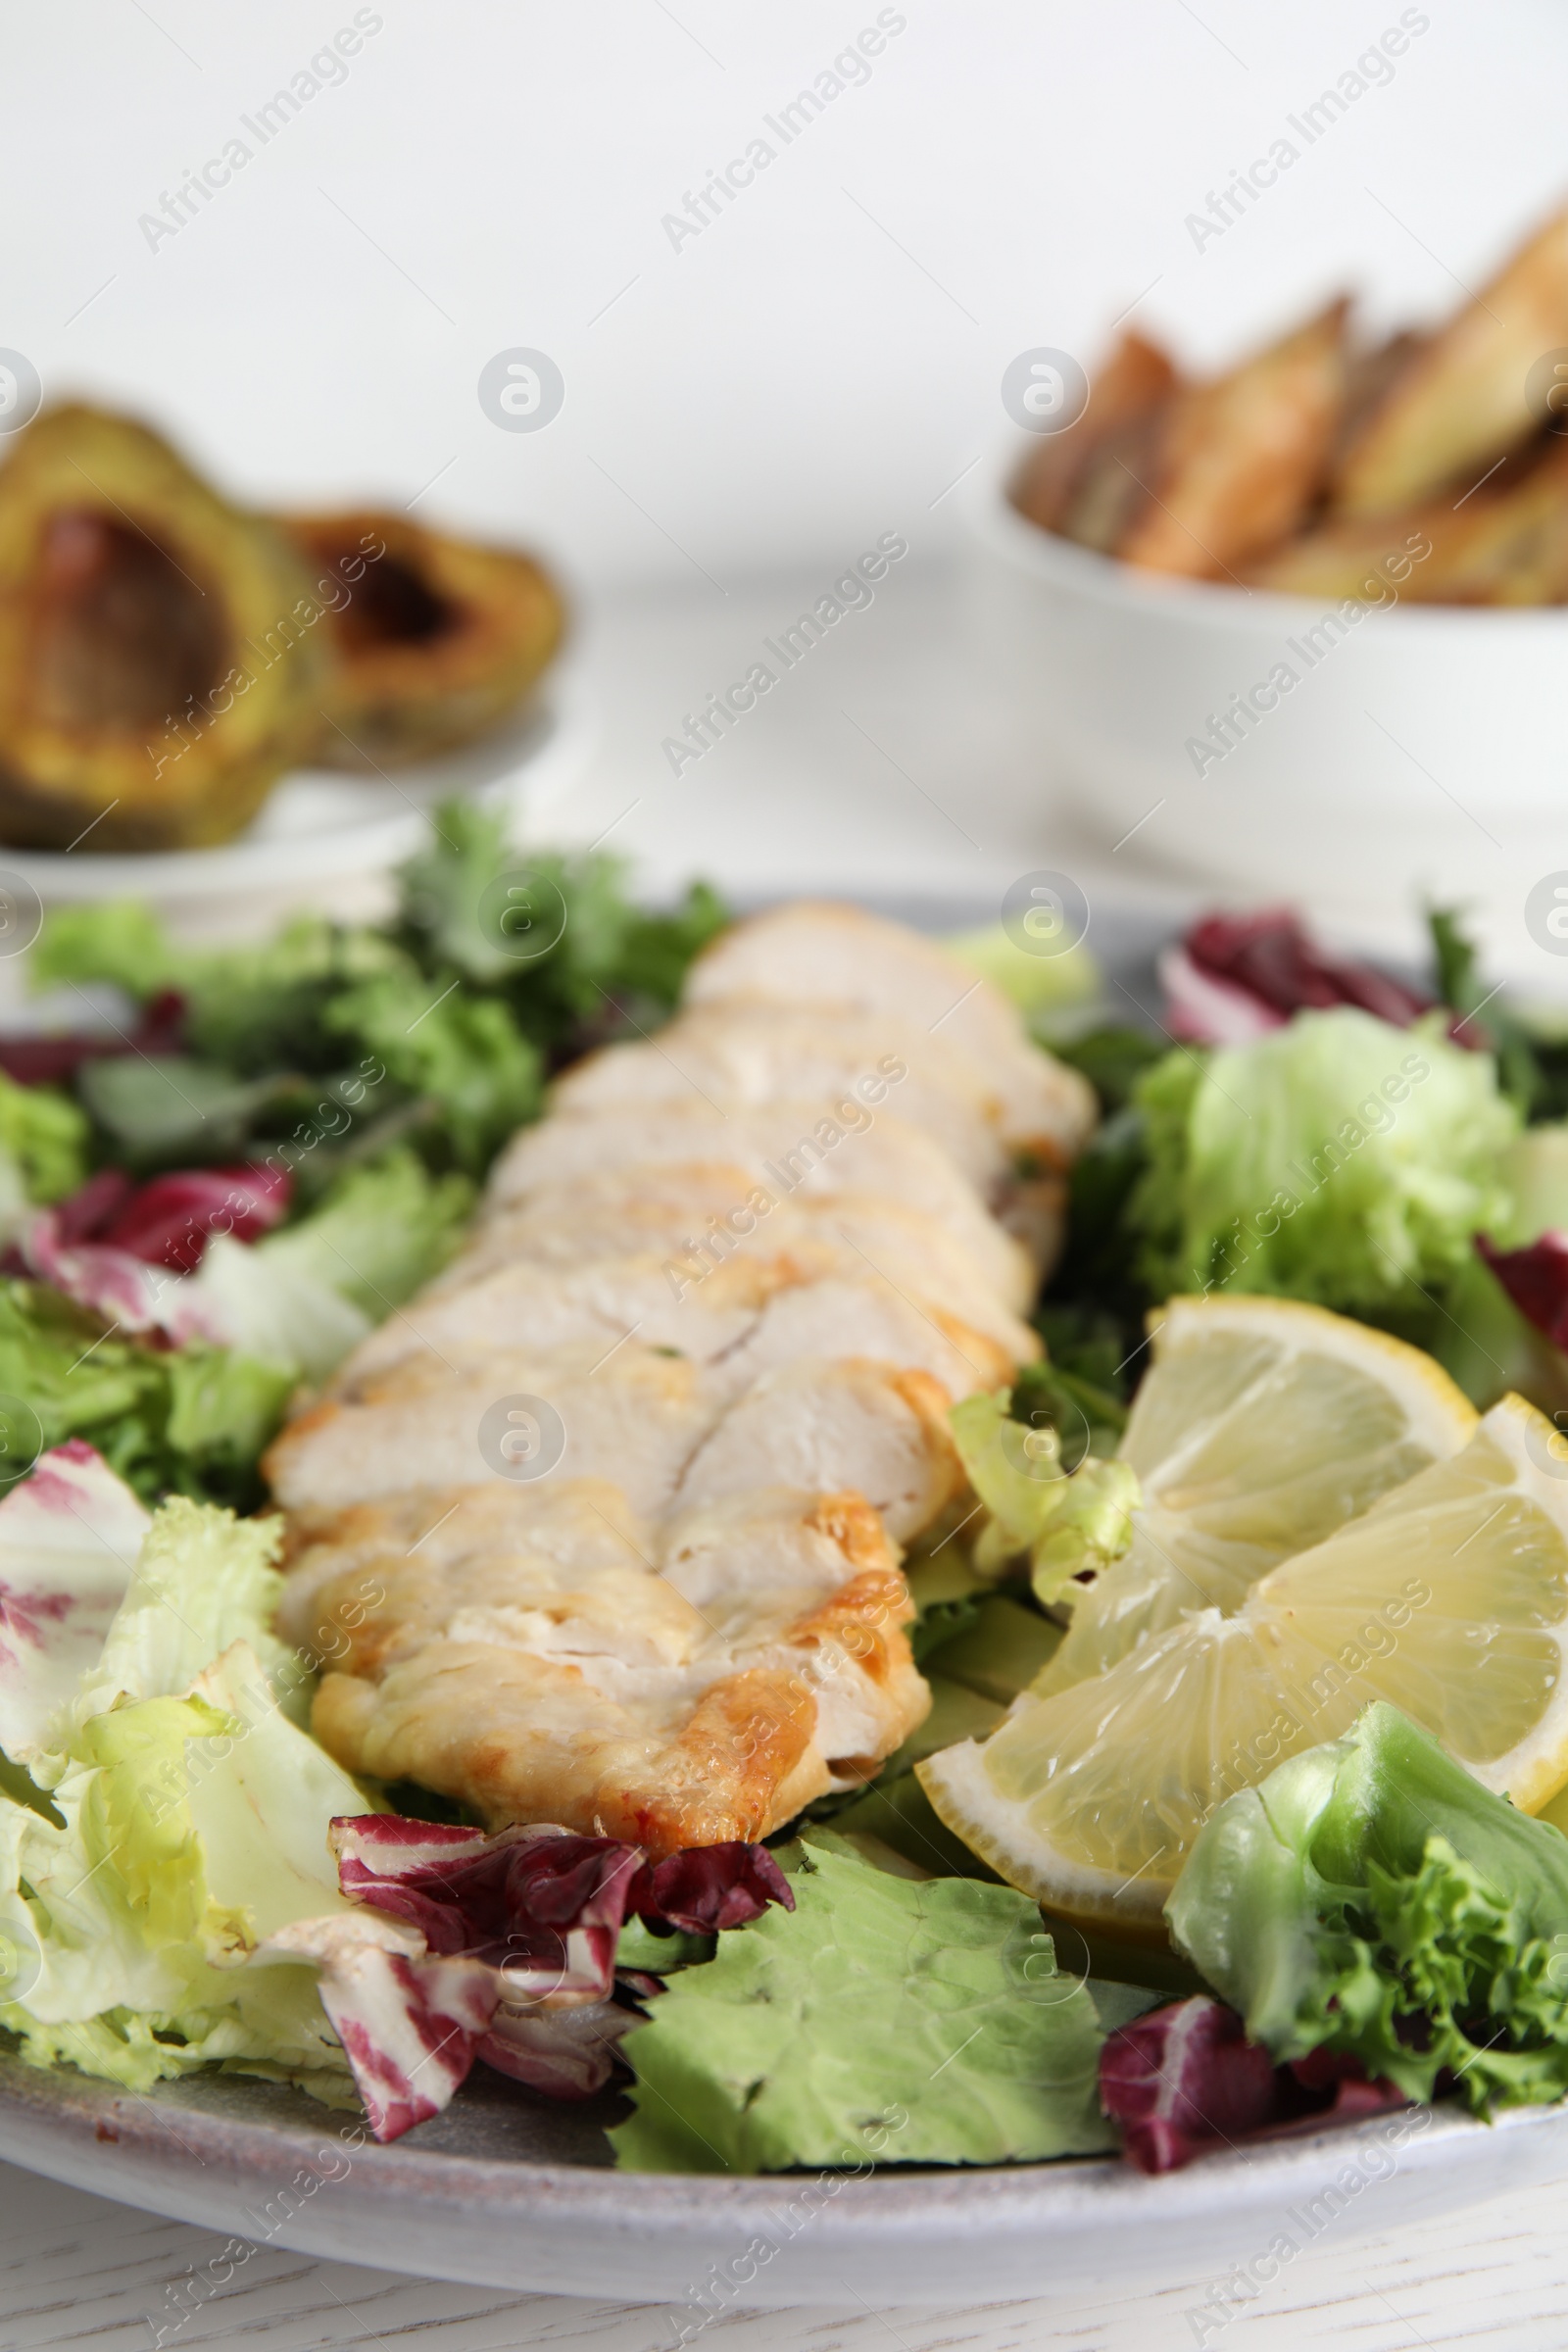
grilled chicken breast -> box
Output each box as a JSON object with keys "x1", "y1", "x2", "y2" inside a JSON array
[
  {"x1": 484, "y1": 1100, "x2": 1035, "y2": 1303},
  {"x1": 269, "y1": 900, "x2": 1096, "y2": 1852},
  {"x1": 684, "y1": 900, "x2": 1097, "y2": 1160}
]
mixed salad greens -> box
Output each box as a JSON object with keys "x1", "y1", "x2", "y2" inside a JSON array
[
  {"x1": 11, "y1": 859, "x2": 1568, "y2": 2179},
  {"x1": 0, "y1": 803, "x2": 725, "y2": 1504}
]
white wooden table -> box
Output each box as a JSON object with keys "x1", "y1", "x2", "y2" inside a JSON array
[
  {"x1": 5, "y1": 570, "x2": 1567, "y2": 2345},
  {"x1": 4, "y1": 2150, "x2": 1567, "y2": 2350}
]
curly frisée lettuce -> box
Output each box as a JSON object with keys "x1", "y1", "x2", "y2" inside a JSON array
[
  {"x1": 1168, "y1": 1703, "x2": 1568, "y2": 2114},
  {"x1": 0, "y1": 1478, "x2": 368, "y2": 2100},
  {"x1": 610, "y1": 1837, "x2": 1123, "y2": 2173},
  {"x1": 1129, "y1": 1008, "x2": 1517, "y2": 1317}
]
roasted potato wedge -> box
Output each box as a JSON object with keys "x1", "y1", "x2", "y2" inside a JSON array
[
  {"x1": 1010, "y1": 329, "x2": 1177, "y2": 535},
  {"x1": 1249, "y1": 443, "x2": 1568, "y2": 606},
  {"x1": 1117, "y1": 300, "x2": 1348, "y2": 579},
  {"x1": 286, "y1": 512, "x2": 565, "y2": 769},
  {"x1": 0, "y1": 405, "x2": 323, "y2": 852},
  {"x1": 1334, "y1": 207, "x2": 1568, "y2": 515}
]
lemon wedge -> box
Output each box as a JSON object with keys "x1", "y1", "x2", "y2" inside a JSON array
[
  {"x1": 1037, "y1": 1295, "x2": 1476, "y2": 1695},
  {"x1": 919, "y1": 1395, "x2": 1568, "y2": 1937}
]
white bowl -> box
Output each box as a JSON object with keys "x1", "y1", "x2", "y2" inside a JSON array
[{"x1": 964, "y1": 465, "x2": 1568, "y2": 922}]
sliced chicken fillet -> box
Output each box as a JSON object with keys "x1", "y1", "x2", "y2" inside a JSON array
[
  {"x1": 333, "y1": 1260, "x2": 1013, "y2": 1403},
  {"x1": 270, "y1": 897, "x2": 1097, "y2": 1853},
  {"x1": 685, "y1": 901, "x2": 1097, "y2": 1161},
  {"x1": 268, "y1": 1344, "x2": 963, "y2": 1540},
  {"x1": 484, "y1": 1100, "x2": 1033, "y2": 1299},
  {"x1": 550, "y1": 1004, "x2": 1011, "y2": 1188},
  {"x1": 293, "y1": 1483, "x2": 926, "y2": 1850}
]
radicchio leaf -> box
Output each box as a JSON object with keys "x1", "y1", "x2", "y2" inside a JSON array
[
  {"x1": 36, "y1": 1162, "x2": 291, "y2": 1283},
  {"x1": 0, "y1": 1444, "x2": 147, "y2": 1764},
  {"x1": 12, "y1": 1159, "x2": 288, "y2": 1338},
  {"x1": 1100, "y1": 1995, "x2": 1404, "y2": 2174},
  {"x1": 324, "y1": 1817, "x2": 794, "y2": 2133},
  {"x1": 254, "y1": 1910, "x2": 499, "y2": 2141},
  {"x1": 92, "y1": 1163, "x2": 291, "y2": 1273},
  {"x1": 480, "y1": 1997, "x2": 640, "y2": 2098},
  {"x1": 0, "y1": 991, "x2": 186, "y2": 1088},
  {"x1": 331, "y1": 1817, "x2": 793, "y2": 1985},
  {"x1": 1476, "y1": 1230, "x2": 1568, "y2": 1350},
  {"x1": 628, "y1": 1840, "x2": 794, "y2": 1936},
  {"x1": 330, "y1": 1818, "x2": 642, "y2": 1999},
  {"x1": 1161, "y1": 909, "x2": 1431, "y2": 1047},
  {"x1": 17, "y1": 1212, "x2": 222, "y2": 1343}
]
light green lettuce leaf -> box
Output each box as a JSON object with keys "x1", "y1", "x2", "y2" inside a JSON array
[
  {"x1": 0, "y1": 1493, "x2": 366, "y2": 2097},
  {"x1": 0, "y1": 1073, "x2": 88, "y2": 1205},
  {"x1": 191, "y1": 1152, "x2": 470, "y2": 1383},
  {"x1": 61, "y1": 1496, "x2": 296, "y2": 1757},
  {"x1": 1168, "y1": 1702, "x2": 1568, "y2": 2113},
  {"x1": 949, "y1": 1390, "x2": 1139, "y2": 1593},
  {"x1": 1129, "y1": 1008, "x2": 1517, "y2": 1314},
  {"x1": 610, "y1": 1838, "x2": 1116, "y2": 2173}
]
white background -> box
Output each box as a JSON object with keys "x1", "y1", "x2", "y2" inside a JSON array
[{"x1": 6, "y1": 0, "x2": 1566, "y2": 592}]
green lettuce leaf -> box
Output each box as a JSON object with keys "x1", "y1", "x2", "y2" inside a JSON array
[
  {"x1": 63, "y1": 1494, "x2": 297, "y2": 1747},
  {"x1": 1129, "y1": 1008, "x2": 1518, "y2": 1315},
  {"x1": 192, "y1": 1151, "x2": 470, "y2": 1382},
  {"x1": 31, "y1": 902, "x2": 407, "y2": 1080},
  {"x1": 949, "y1": 1390, "x2": 1139, "y2": 1591},
  {"x1": 0, "y1": 1490, "x2": 365, "y2": 2099},
  {"x1": 0, "y1": 1281, "x2": 289, "y2": 1508},
  {"x1": 609, "y1": 1838, "x2": 1117, "y2": 2172},
  {"x1": 395, "y1": 801, "x2": 727, "y2": 1030},
  {"x1": 941, "y1": 921, "x2": 1100, "y2": 1017},
  {"x1": 0, "y1": 1073, "x2": 89, "y2": 1204},
  {"x1": 322, "y1": 974, "x2": 539, "y2": 1174},
  {"x1": 1168, "y1": 1702, "x2": 1568, "y2": 2112}
]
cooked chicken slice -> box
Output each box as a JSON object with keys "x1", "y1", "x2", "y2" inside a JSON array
[
  {"x1": 659, "y1": 1485, "x2": 897, "y2": 1619},
  {"x1": 277, "y1": 1477, "x2": 657, "y2": 1656},
  {"x1": 672, "y1": 1358, "x2": 963, "y2": 1535},
  {"x1": 267, "y1": 1341, "x2": 715, "y2": 1519},
  {"x1": 333, "y1": 1260, "x2": 1014, "y2": 1404},
  {"x1": 704, "y1": 1273, "x2": 1011, "y2": 1400},
  {"x1": 297, "y1": 1485, "x2": 927, "y2": 1850},
  {"x1": 549, "y1": 1004, "x2": 1014, "y2": 1185},
  {"x1": 335, "y1": 1250, "x2": 770, "y2": 1391},
  {"x1": 434, "y1": 1167, "x2": 1040, "y2": 1354},
  {"x1": 266, "y1": 1344, "x2": 963, "y2": 1540},
  {"x1": 282, "y1": 1481, "x2": 894, "y2": 1655},
  {"x1": 484, "y1": 1099, "x2": 1035, "y2": 1301},
  {"x1": 681, "y1": 904, "x2": 1097, "y2": 1163}
]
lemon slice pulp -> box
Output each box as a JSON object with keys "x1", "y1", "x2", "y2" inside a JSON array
[
  {"x1": 920, "y1": 1394, "x2": 1568, "y2": 1936},
  {"x1": 1038, "y1": 1294, "x2": 1476, "y2": 1695}
]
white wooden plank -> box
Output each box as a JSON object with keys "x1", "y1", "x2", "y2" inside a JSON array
[{"x1": 4, "y1": 2156, "x2": 1568, "y2": 2352}]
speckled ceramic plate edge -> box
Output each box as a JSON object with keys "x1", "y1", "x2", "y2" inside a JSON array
[{"x1": 2, "y1": 2049, "x2": 1567, "y2": 2307}]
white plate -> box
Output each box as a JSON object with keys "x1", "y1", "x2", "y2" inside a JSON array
[
  {"x1": 0, "y1": 890, "x2": 1559, "y2": 2307},
  {"x1": 0, "y1": 675, "x2": 595, "y2": 907}
]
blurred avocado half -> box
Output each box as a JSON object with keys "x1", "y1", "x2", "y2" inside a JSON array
[
  {"x1": 282, "y1": 511, "x2": 564, "y2": 768},
  {"x1": 0, "y1": 404, "x2": 325, "y2": 851}
]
